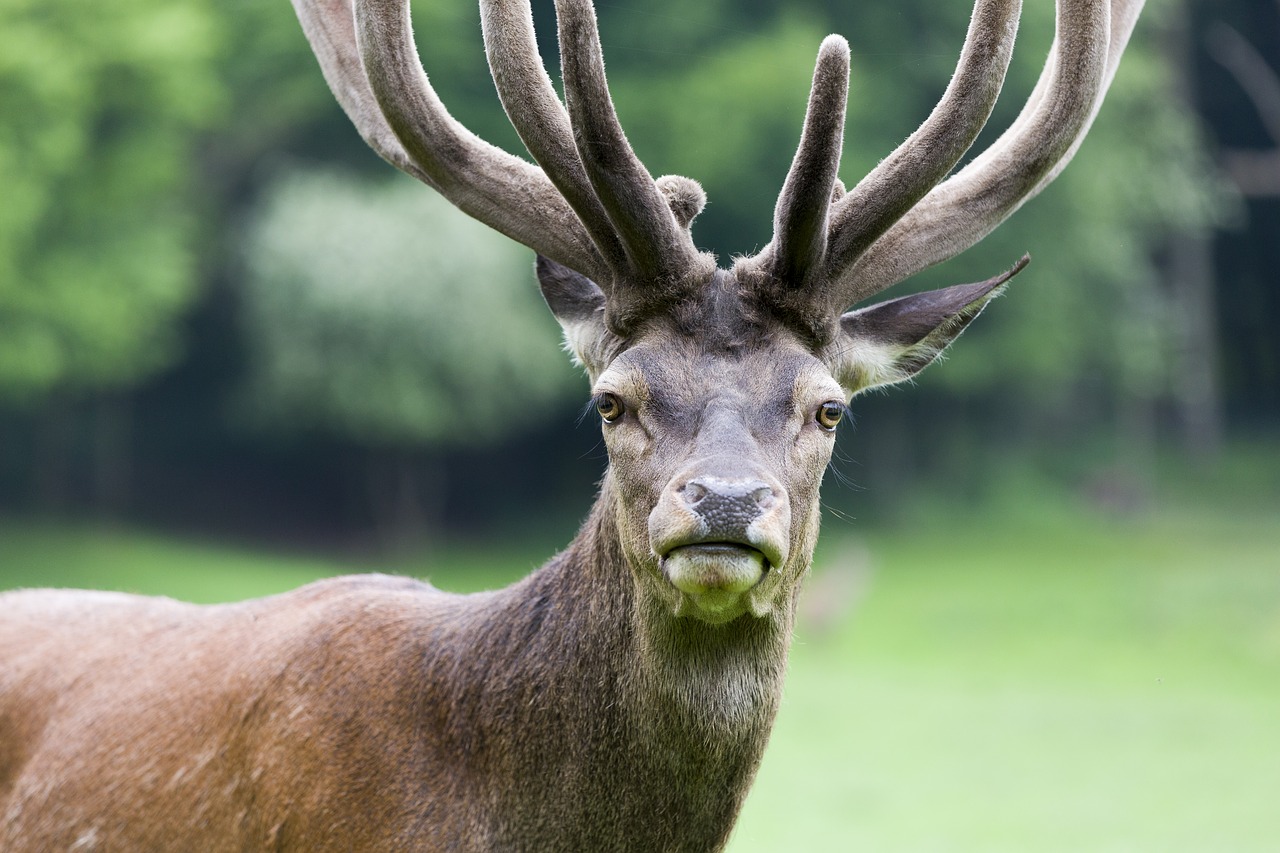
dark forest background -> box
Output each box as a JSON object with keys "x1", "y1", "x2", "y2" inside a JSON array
[{"x1": 1, "y1": 0, "x2": 1277, "y2": 552}]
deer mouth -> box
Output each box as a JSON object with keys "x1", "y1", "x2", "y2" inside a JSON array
[{"x1": 661, "y1": 543, "x2": 769, "y2": 621}]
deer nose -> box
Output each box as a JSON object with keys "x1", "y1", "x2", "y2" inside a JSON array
[{"x1": 680, "y1": 477, "x2": 776, "y2": 536}]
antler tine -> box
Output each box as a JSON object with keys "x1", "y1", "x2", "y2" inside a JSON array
[
  {"x1": 291, "y1": 0, "x2": 430, "y2": 184},
  {"x1": 839, "y1": 0, "x2": 1145, "y2": 307},
  {"x1": 824, "y1": 0, "x2": 1022, "y2": 287},
  {"x1": 1021, "y1": 0, "x2": 1146, "y2": 195},
  {"x1": 751, "y1": 36, "x2": 851, "y2": 300},
  {"x1": 555, "y1": 0, "x2": 713, "y2": 289},
  {"x1": 479, "y1": 0, "x2": 630, "y2": 278},
  {"x1": 295, "y1": 0, "x2": 609, "y2": 283}
]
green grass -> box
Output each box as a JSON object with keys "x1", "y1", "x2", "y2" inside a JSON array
[
  {"x1": 733, "y1": 509, "x2": 1280, "y2": 851},
  {"x1": 2, "y1": 505, "x2": 1278, "y2": 850},
  {"x1": 0, "y1": 523, "x2": 537, "y2": 600}
]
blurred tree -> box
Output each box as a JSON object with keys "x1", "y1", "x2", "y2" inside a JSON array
[
  {"x1": 612, "y1": 14, "x2": 837, "y2": 257},
  {"x1": 923, "y1": 0, "x2": 1233, "y2": 496},
  {"x1": 1207, "y1": 1, "x2": 1280, "y2": 197},
  {"x1": 938, "y1": 0, "x2": 1235, "y2": 482},
  {"x1": 1197, "y1": 0, "x2": 1280, "y2": 430},
  {"x1": 0, "y1": 0, "x2": 227, "y2": 512},
  {"x1": 0, "y1": 0, "x2": 224, "y2": 401},
  {"x1": 237, "y1": 168, "x2": 579, "y2": 543}
]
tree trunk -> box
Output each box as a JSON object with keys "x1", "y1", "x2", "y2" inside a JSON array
[
  {"x1": 33, "y1": 398, "x2": 74, "y2": 516},
  {"x1": 364, "y1": 448, "x2": 444, "y2": 554},
  {"x1": 1168, "y1": 231, "x2": 1224, "y2": 461},
  {"x1": 1169, "y1": 1, "x2": 1226, "y2": 461},
  {"x1": 92, "y1": 394, "x2": 133, "y2": 521}
]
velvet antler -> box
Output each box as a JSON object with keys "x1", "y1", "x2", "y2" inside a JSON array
[
  {"x1": 293, "y1": 0, "x2": 713, "y2": 332},
  {"x1": 738, "y1": 0, "x2": 1145, "y2": 338},
  {"x1": 292, "y1": 0, "x2": 609, "y2": 282},
  {"x1": 295, "y1": 0, "x2": 1145, "y2": 339},
  {"x1": 834, "y1": 0, "x2": 1146, "y2": 305}
]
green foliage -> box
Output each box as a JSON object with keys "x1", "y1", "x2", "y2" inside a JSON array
[
  {"x1": 407, "y1": 0, "x2": 525, "y2": 154},
  {"x1": 237, "y1": 168, "x2": 579, "y2": 447},
  {"x1": 0, "y1": 0, "x2": 225, "y2": 402},
  {"x1": 613, "y1": 14, "x2": 834, "y2": 256},
  {"x1": 200, "y1": 0, "x2": 338, "y2": 176},
  {"x1": 0, "y1": 0, "x2": 1258, "y2": 485}
]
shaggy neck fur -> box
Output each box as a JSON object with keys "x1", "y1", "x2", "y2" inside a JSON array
[{"x1": 434, "y1": 478, "x2": 794, "y2": 851}]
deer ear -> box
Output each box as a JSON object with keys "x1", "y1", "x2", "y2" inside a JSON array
[
  {"x1": 833, "y1": 256, "x2": 1028, "y2": 395},
  {"x1": 536, "y1": 255, "x2": 612, "y2": 377}
]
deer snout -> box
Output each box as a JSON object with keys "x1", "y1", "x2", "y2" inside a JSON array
[
  {"x1": 654, "y1": 473, "x2": 789, "y2": 566},
  {"x1": 679, "y1": 477, "x2": 776, "y2": 539},
  {"x1": 649, "y1": 471, "x2": 791, "y2": 623}
]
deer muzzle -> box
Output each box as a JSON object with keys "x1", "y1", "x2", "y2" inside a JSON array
[
  {"x1": 650, "y1": 474, "x2": 791, "y2": 623},
  {"x1": 664, "y1": 543, "x2": 767, "y2": 616}
]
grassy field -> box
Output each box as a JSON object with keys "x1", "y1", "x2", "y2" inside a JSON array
[
  {"x1": 1, "y1": 504, "x2": 1277, "y2": 850},
  {"x1": 737, "y1": 509, "x2": 1280, "y2": 851}
]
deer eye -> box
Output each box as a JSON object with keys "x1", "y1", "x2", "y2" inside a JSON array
[
  {"x1": 816, "y1": 401, "x2": 845, "y2": 432},
  {"x1": 595, "y1": 393, "x2": 624, "y2": 423}
]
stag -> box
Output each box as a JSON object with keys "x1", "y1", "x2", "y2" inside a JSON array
[{"x1": 1, "y1": 0, "x2": 1143, "y2": 849}]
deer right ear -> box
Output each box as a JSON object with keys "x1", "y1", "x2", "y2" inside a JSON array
[
  {"x1": 536, "y1": 255, "x2": 612, "y2": 377},
  {"x1": 832, "y1": 256, "x2": 1028, "y2": 396}
]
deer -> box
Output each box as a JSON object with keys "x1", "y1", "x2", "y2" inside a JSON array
[{"x1": 0, "y1": 0, "x2": 1144, "y2": 849}]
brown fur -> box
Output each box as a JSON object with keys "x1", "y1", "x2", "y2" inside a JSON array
[{"x1": 0, "y1": 502, "x2": 783, "y2": 851}]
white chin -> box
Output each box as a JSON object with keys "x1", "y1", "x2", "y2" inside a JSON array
[{"x1": 663, "y1": 545, "x2": 766, "y2": 622}]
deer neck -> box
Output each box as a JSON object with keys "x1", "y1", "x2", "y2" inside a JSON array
[
  {"x1": 559, "y1": 476, "x2": 794, "y2": 729},
  {"x1": 454, "y1": 477, "x2": 797, "y2": 849}
]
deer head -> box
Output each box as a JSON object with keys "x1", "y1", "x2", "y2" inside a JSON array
[{"x1": 293, "y1": 0, "x2": 1144, "y2": 625}]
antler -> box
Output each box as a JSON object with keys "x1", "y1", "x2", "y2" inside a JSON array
[
  {"x1": 839, "y1": 0, "x2": 1145, "y2": 304},
  {"x1": 292, "y1": 0, "x2": 603, "y2": 281},
  {"x1": 753, "y1": 0, "x2": 1019, "y2": 318},
  {"x1": 296, "y1": 0, "x2": 1145, "y2": 339},
  {"x1": 291, "y1": 0, "x2": 713, "y2": 329},
  {"x1": 739, "y1": 0, "x2": 1145, "y2": 331}
]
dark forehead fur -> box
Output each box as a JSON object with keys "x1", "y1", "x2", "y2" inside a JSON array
[
  {"x1": 610, "y1": 270, "x2": 824, "y2": 426},
  {"x1": 659, "y1": 269, "x2": 785, "y2": 354}
]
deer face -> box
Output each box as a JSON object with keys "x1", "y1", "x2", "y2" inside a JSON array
[
  {"x1": 539, "y1": 258, "x2": 1021, "y2": 625},
  {"x1": 594, "y1": 324, "x2": 841, "y2": 625}
]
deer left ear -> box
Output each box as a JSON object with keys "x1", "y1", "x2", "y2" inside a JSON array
[
  {"x1": 536, "y1": 255, "x2": 613, "y2": 378},
  {"x1": 833, "y1": 256, "x2": 1029, "y2": 395}
]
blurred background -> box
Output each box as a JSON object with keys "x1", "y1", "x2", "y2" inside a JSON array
[{"x1": 1, "y1": 0, "x2": 1277, "y2": 848}]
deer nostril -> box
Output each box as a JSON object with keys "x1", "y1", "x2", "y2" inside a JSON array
[
  {"x1": 683, "y1": 482, "x2": 708, "y2": 505},
  {"x1": 679, "y1": 478, "x2": 775, "y2": 528}
]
